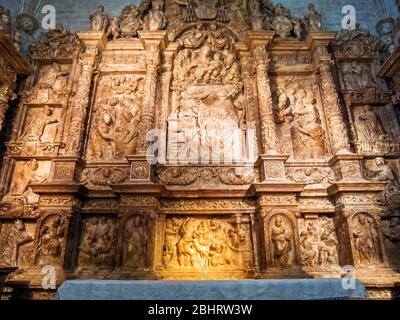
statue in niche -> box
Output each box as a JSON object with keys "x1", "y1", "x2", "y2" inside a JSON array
[
  {"x1": 120, "y1": 4, "x2": 142, "y2": 38},
  {"x1": 291, "y1": 89, "x2": 326, "y2": 159},
  {"x1": 300, "y1": 231, "x2": 317, "y2": 267},
  {"x1": 36, "y1": 215, "x2": 65, "y2": 266},
  {"x1": 148, "y1": 1, "x2": 167, "y2": 31},
  {"x1": 352, "y1": 214, "x2": 378, "y2": 265},
  {"x1": 90, "y1": 108, "x2": 115, "y2": 160},
  {"x1": 0, "y1": 220, "x2": 33, "y2": 266},
  {"x1": 35, "y1": 62, "x2": 69, "y2": 92},
  {"x1": 355, "y1": 106, "x2": 385, "y2": 153},
  {"x1": 77, "y1": 217, "x2": 117, "y2": 272},
  {"x1": 342, "y1": 62, "x2": 377, "y2": 91},
  {"x1": 106, "y1": 17, "x2": 120, "y2": 40},
  {"x1": 20, "y1": 106, "x2": 59, "y2": 143},
  {"x1": 383, "y1": 217, "x2": 400, "y2": 264},
  {"x1": 123, "y1": 215, "x2": 149, "y2": 268},
  {"x1": 366, "y1": 157, "x2": 400, "y2": 209},
  {"x1": 3, "y1": 159, "x2": 48, "y2": 205},
  {"x1": 270, "y1": 215, "x2": 293, "y2": 268},
  {"x1": 304, "y1": 3, "x2": 321, "y2": 32},
  {"x1": 90, "y1": 5, "x2": 109, "y2": 32},
  {"x1": 318, "y1": 223, "x2": 338, "y2": 266}
]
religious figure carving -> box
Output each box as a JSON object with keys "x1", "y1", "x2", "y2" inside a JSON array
[
  {"x1": 366, "y1": 157, "x2": 400, "y2": 209},
  {"x1": 270, "y1": 215, "x2": 293, "y2": 268},
  {"x1": 342, "y1": 62, "x2": 378, "y2": 91},
  {"x1": 299, "y1": 216, "x2": 339, "y2": 269},
  {"x1": 148, "y1": 1, "x2": 167, "y2": 30},
  {"x1": 90, "y1": 6, "x2": 109, "y2": 32},
  {"x1": 0, "y1": 220, "x2": 33, "y2": 266},
  {"x1": 20, "y1": 106, "x2": 59, "y2": 143},
  {"x1": 2, "y1": 160, "x2": 49, "y2": 206},
  {"x1": 354, "y1": 106, "x2": 386, "y2": 153},
  {"x1": 304, "y1": 4, "x2": 321, "y2": 31},
  {"x1": 122, "y1": 215, "x2": 149, "y2": 268},
  {"x1": 36, "y1": 215, "x2": 66, "y2": 266},
  {"x1": 77, "y1": 217, "x2": 117, "y2": 272},
  {"x1": 352, "y1": 213, "x2": 378, "y2": 265},
  {"x1": 106, "y1": 17, "x2": 120, "y2": 40},
  {"x1": 163, "y1": 217, "x2": 250, "y2": 270}
]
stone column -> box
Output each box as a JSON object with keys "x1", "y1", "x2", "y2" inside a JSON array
[
  {"x1": 55, "y1": 31, "x2": 106, "y2": 184},
  {"x1": 137, "y1": 31, "x2": 167, "y2": 154},
  {"x1": 128, "y1": 31, "x2": 167, "y2": 183},
  {"x1": 246, "y1": 31, "x2": 289, "y2": 181},
  {"x1": 310, "y1": 37, "x2": 351, "y2": 155},
  {"x1": 65, "y1": 31, "x2": 107, "y2": 157}
]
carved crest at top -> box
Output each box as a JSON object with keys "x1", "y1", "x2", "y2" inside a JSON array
[
  {"x1": 29, "y1": 26, "x2": 80, "y2": 60},
  {"x1": 332, "y1": 24, "x2": 382, "y2": 59}
]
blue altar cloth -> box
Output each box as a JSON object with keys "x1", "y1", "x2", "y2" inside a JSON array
[{"x1": 56, "y1": 279, "x2": 368, "y2": 300}]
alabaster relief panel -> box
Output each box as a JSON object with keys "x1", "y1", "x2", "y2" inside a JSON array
[
  {"x1": 87, "y1": 74, "x2": 145, "y2": 161},
  {"x1": 264, "y1": 213, "x2": 298, "y2": 269},
  {"x1": 350, "y1": 212, "x2": 383, "y2": 266},
  {"x1": 77, "y1": 216, "x2": 118, "y2": 273},
  {"x1": 2, "y1": 160, "x2": 51, "y2": 206},
  {"x1": 339, "y1": 61, "x2": 381, "y2": 92},
  {"x1": 353, "y1": 105, "x2": 389, "y2": 154},
  {"x1": 364, "y1": 157, "x2": 400, "y2": 211},
  {"x1": 10, "y1": 105, "x2": 63, "y2": 157},
  {"x1": 298, "y1": 216, "x2": 340, "y2": 269},
  {"x1": 121, "y1": 214, "x2": 152, "y2": 269},
  {"x1": 0, "y1": 219, "x2": 35, "y2": 267},
  {"x1": 163, "y1": 216, "x2": 253, "y2": 271},
  {"x1": 271, "y1": 75, "x2": 329, "y2": 160},
  {"x1": 167, "y1": 24, "x2": 256, "y2": 164},
  {"x1": 81, "y1": 166, "x2": 130, "y2": 187},
  {"x1": 23, "y1": 62, "x2": 71, "y2": 104},
  {"x1": 34, "y1": 213, "x2": 67, "y2": 267}
]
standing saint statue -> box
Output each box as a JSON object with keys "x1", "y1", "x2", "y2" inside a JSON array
[
  {"x1": 304, "y1": 4, "x2": 322, "y2": 31},
  {"x1": 271, "y1": 216, "x2": 293, "y2": 267},
  {"x1": 90, "y1": 6, "x2": 109, "y2": 32}
]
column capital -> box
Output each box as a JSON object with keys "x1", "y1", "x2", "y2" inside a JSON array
[
  {"x1": 305, "y1": 31, "x2": 337, "y2": 52},
  {"x1": 245, "y1": 30, "x2": 275, "y2": 52},
  {"x1": 138, "y1": 30, "x2": 169, "y2": 51},
  {"x1": 77, "y1": 31, "x2": 107, "y2": 51}
]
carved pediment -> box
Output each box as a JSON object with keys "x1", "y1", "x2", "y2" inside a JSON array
[
  {"x1": 332, "y1": 25, "x2": 382, "y2": 59},
  {"x1": 29, "y1": 26, "x2": 80, "y2": 60}
]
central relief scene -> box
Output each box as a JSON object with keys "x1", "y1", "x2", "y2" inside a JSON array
[{"x1": 167, "y1": 24, "x2": 250, "y2": 164}]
